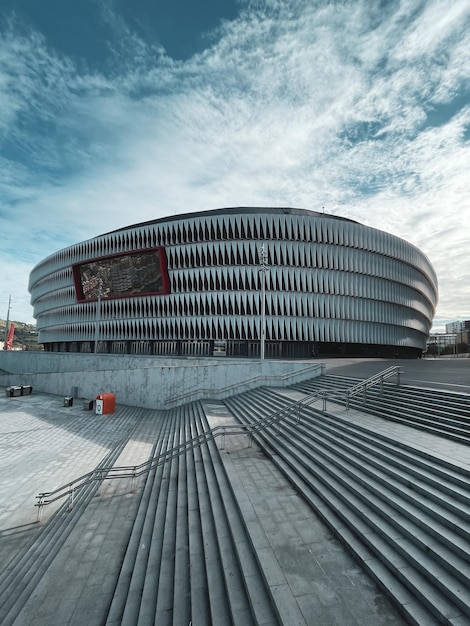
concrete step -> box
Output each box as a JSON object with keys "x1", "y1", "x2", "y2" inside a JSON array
[
  {"x1": 226, "y1": 392, "x2": 442, "y2": 625},
  {"x1": 292, "y1": 402, "x2": 470, "y2": 497},
  {"x1": 192, "y1": 401, "x2": 259, "y2": 626},
  {"x1": 379, "y1": 385, "x2": 470, "y2": 414},
  {"x1": 271, "y1": 453, "x2": 442, "y2": 626},
  {"x1": 196, "y1": 401, "x2": 281, "y2": 626},
  {"x1": 108, "y1": 399, "x2": 275, "y2": 625},
  {"x1": 295, "y1": 374, "x2": 470, "y2": 418},
  {"x1": 264, "y1": 386, "x2": 470, "y2": 482},
  {"x1": 135, "y1": 408, "x2": 186, "y2": 626},
  {"x1": 3, "y1": 406, "x2": 173, "y2": 626},
  {"x1": 368, "y1": 390, "x2": 470, "y2": 421},
  {"x1": 189, "y1": 410, "x2": 234, "y2": 626},
  {"x1": 168, "y1": 405, "x2": 191, "y2": 626},
  {"x1": 294, "y1": 376, "x2": 470, "y2": 443},
  {"x1": 105, "y1": 408, "x2": 181, "y2": 625},
  {"x1": 295, "y1": 435, "x2": 470, "y2": 593},
  {"x1": 206, "y1": 399, "x2": 408, "y2": 626},
  {"x1": 225, "y1": 388, "x2": 470, "y2": 623},
  {"x1": 285, "y1": 441, "x2": 470, "y2": 620},
  {"x1": 119, "y1": 409, "x2": 184, "y2": 626},
  {"x1": 343, "y1": 389, "x2": 470, "y2": 429},
  {"x1": 245, "y1": 390, "x2": 470, "y2": 566},
  {"x1": 342, "y1": 398, "x2": 470, "y2": 443},
  {"x1": 185, "y1": 407, "x2": 212, "y2": 626},
  {"x1": 262, "y1": 390, "x2": 470, "y2": 539}
]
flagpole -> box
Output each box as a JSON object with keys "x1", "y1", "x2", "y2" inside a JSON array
[{"x1": 3, "y1": 295, "x2": 11, "y2": 351}]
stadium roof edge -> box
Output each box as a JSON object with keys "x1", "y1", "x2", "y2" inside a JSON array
[{"x1": 103, "y1": 207, "x2": 359, "y2": 236}]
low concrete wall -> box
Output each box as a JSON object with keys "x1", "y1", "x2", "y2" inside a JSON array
[{"x1": 0, "y1": 352, "x2": 324, "y2": 409}]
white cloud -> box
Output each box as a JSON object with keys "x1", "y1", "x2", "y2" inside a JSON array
[
  {"x1": 393, "y1": 0, "x2": 470, "y2": 61},
  {"x1": 0, "y1": 0, "x2": 469, "y2": 328},
  {"x1": 0, "y1": 259, "x2": 37, "y2": 324}
]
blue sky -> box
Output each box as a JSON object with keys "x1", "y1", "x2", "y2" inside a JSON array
[{"x1": 1, "y1": 0, "x2": 469, "y2": 330}]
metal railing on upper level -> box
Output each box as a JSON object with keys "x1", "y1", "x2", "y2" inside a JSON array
[
  {"x1": 34, "y1": 365, "x2": 402, "y2": 521},
  {"x1": 344, "y1": 365, "x2": 401, "y2": 408},
  {"x1": 164, "y1": 362, "x2": 326, "y2": 406}
]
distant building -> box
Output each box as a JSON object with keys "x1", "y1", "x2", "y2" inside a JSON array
[
  {"x1": 427, "y1": 333, "x2": 457, "y2": 353},
  {"x1": 446, "y1": 321, "x2": 463, "y2": 333},
  {"x1": 445, "y1": 320, "x2": 470, "y2": 334},
  {"x1": 28, "y1": 207, "x2": 438, "y2": 358}
]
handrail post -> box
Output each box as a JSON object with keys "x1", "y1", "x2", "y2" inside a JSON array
[
  {"x1": 36, "y1": 496, "x2": 45, "y2": 523},
  {"x1": 380, "y1": 376, "x2": 383, "y2": 395},
  {"x1": 323, "y1": 392, "x2": 327, "y2": 412},
  {"x1": 363, "y1": 385, "x2": 367, "y2": 405},
  {"x1": 346, "y1": 392, "x2": 350, "y2": 411},
  {"x1": 96, "y1": 469, "x2": 102, "y2": 496},
  {"x1": 397, "y1": 368, "x2": 401, "y2": 386},
  {"x1": 68, "y1": 485, "x2": 75, "y2": 511},
  {"x1": 131, "y1": 466, "x2": 137, "y2": 493}
]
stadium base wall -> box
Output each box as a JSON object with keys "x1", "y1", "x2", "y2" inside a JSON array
[{"x1": 0, "y1": 352, "x2": 323, "y2": 409}]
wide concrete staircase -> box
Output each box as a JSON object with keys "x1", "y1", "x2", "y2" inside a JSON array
[
  {"x1": 0, "y1": 407, "x2": 147, "y2": 626},
  {"x1": 105, "y1": 401, "x2": 278, "y2": 626},
  {"x1": 0, "y1": 401, "x2": 279, "y2": 626},
  {"x1": 224, "y1": 385, "x2": 470, "y2": 625},
  {"x1": 293, "y1": 374, "x2": 470, "y2": 443},
  {"x1": 2, "y1": 371, "x2": 470, "y2": 625}
]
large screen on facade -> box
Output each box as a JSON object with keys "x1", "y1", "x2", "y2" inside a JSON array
[{"x1": 73, "y1": 248, "x2": 169, "y2": 301}]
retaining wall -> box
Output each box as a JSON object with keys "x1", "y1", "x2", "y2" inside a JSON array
[{"x1": 0, "y1": 352, "x2": 324, "y2": 409}]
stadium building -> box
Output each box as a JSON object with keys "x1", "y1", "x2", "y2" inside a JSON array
[{"x1": 28, "y1": 207, "x2": 438, "y2": 358}]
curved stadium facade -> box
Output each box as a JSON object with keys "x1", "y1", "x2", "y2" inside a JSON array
[{"x1": 29, "y1": 207, "x2": 438, "y2": 359}]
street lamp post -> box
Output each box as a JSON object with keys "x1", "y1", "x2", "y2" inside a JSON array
[
  {"x1": 3, "y1": 295, "x2": 11, "y2": 350},
  {"x1": 259, "y1": 244, "x2": 268, "y2": 360},
  {"x1": 94, "y1": 279, "x2": 103, "y2": 354}
]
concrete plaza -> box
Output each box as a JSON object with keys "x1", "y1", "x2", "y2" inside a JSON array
[{"x1": 1, "y1": 357, "x2": 469, "y2": 625}]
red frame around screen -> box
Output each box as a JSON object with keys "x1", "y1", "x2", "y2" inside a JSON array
[{"x1": 72, "y1": 247, "x2": 170, "y2": 302}]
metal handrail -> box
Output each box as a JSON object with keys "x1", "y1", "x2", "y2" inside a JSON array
[
  {"x1": 35, "y1": 365, "x2": 402, "y2": 520},
  {"x1": 165, "y1": 362, "x2": 326, "y2": 405},
  {"x1": 345, "y1": 366, "x2": 401, "y2": 408}
]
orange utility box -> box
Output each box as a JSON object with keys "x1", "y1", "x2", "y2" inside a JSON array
[{"x1": 95, "y1": 393, "x2": 116, "y2": 415}]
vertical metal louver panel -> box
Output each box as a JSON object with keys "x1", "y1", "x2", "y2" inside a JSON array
[
  {"x1": 263, "y1": 214, "x2": 270, "y2": 240},
  {"x1": 214, "y1": 218, "x2": 221, "y2": 240}
]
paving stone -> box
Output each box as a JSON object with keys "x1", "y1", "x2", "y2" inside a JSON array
[
  {"x1": 296, "y1": 597, "x2": 356, "y2": 626},
  {"x1": 270, "y1": 583, "x2": 308, "y2": 626}
]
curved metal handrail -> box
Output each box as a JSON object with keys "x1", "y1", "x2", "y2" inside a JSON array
[{"x1": 35, "y1": 365, "x2": 402, "y2": 520}]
